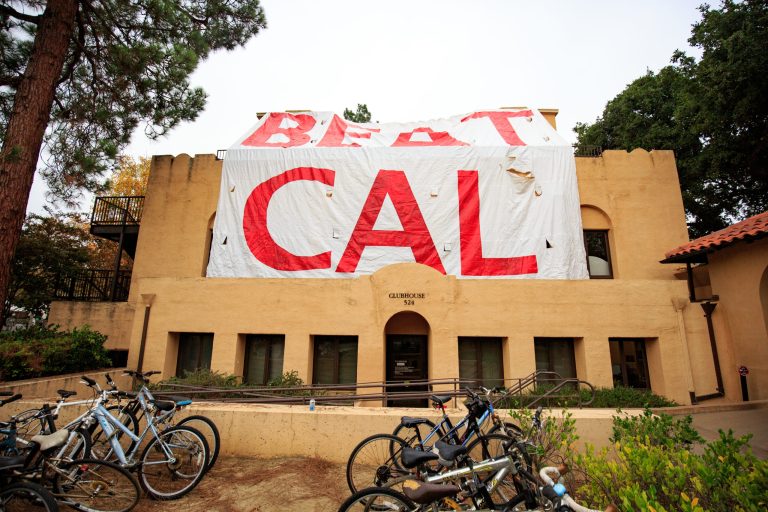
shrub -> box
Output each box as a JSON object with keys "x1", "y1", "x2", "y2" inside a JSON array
[
  {"x1": 509, "y1": 408, "x2": 579, "y2": 468},
  {"x1": 574, "y1": 411, "x2": 768, "y2": 511},
  {"x1": 0, "y1": 325, "x2": 111, "y2": 381},
  {"x1": 161, "y1": 368, "x2": 241, "y2": 388},
  {"x1": 497, "y1": 385, "x2": 677, "y2": 409}
]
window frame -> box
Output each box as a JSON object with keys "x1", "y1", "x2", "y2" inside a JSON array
[
  {"x1": 176, "y1": 332, "x2": 214, "y2": 378},
  {"x1": 458, "y1": 336, "x2": 504, "y2": 388},
  {"x1": 609, "y1": 338, "x2": 651, "y2": 389},
  {"x1": 583, "y1": 229, "x2": 613, "y2": 279},
  {"x1": 533, "y1": 337, "x2": 577, "y2": 380},
  {"x1": 243, "y1": 334, "x2": 285, "y2": 386},
  {"x1": 312, "y1": 335, "x2": 358, "y2": 385}
]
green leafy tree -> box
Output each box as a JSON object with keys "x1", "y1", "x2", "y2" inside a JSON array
[
  {"x1": 343, "y1": 103, "x2": 372, "y2": 123},
  {"x1": 4, "y1": 211, "x2": 92, "y2": 321},
  {"x1": 575, "y1": 0, "x2": 768, "y2": 237},
  {"x1": 0, "y1": 0, "x2": 267, "y2": 326}
]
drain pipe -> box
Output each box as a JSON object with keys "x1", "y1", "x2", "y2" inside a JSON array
[
  {"x1": 672, "y1": 297, "x2": 698, "y2": 405},
  {"x1": 135, "y1": 293, "x2": 155, "y2": 375},
  {"x1": 696, "y1": 301, "x2": 725, "y2": 401}
]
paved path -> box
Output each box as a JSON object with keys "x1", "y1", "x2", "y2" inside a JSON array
[{"x1": 660, "y1": 401, "x2": 768, "y2": 458}]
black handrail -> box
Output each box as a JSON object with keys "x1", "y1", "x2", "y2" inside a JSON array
[
  {"x1": 91, "y1": 196, "x2": 145, "y2": 226},
  {"x1": 54, "y1": 269, "x2": 131, "y2": 302}
]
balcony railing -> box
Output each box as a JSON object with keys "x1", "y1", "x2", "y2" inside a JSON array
[
  {"x1": 91, "y1": 196, "x2": 144, "y2": 226},
  {"x1": 54, "y1": 270, "x2": 132, "y2": 302}
]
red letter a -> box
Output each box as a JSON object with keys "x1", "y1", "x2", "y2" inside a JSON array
[{"x1": 336, "y1": 170, "x2": 445, "y2": 274}]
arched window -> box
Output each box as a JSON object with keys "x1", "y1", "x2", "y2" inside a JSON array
[{"x1": 581, "y1": 205, "x2": 613, "y2": 279}]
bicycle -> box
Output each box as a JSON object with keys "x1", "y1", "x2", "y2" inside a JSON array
[
  {"x1": 346, "y1": 388, "x2": 521, "y2": 494},
  {"x1": 392, "y1": 387, "x2": 522, "y2": 451},
  {"x1": 1, "y1": 411, "x2": 139, "y2": 512},
  {"x1": 74, "y1": 375, "x2": 210, "y2": 500},
  {"x1": 0, "y1": 455, "x2": 59, "y2": 512},
  {"x1": 339, "y1": 436, "x2": 616, "y2": 511},
  {"x1": 91, "y1": 371, "x2": 220, "y2": 473}
]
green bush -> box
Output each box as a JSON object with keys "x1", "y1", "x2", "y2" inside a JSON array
[
  {"x1": 0, "y1": 325, "x2": 111, "y2": 381},
  {"x1": 498, "y1": 385, "x2": 677, "y2": 409},
  {"x1": 574, "y1": 411, "x2": 768, "y2": 511},
  {"x1": 161, "y1": 368, "x2": 241, "y2": 388}
]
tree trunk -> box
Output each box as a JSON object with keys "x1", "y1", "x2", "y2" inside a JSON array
[{"x1": 0, "y1": 0, "x2": 78, "y2": 327}]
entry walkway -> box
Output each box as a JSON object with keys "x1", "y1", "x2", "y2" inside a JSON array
[{"x1": 661, "y1": 400, "x2": 768, "y2": 459}]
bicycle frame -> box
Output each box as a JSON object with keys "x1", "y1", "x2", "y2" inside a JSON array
[{"x1": 93, "y1": 391, "x2": 177, "y2": 466}]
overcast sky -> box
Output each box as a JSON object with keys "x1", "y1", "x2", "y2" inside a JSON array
[{"x1": 27, "y1": 0, "x2": 705, "y2": 214}]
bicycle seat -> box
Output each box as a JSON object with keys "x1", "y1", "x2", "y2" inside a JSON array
[
  {"x1": 0, "y1": 455, "x2": 26, "y2": 471},
  {"x1": 163, "y1": 395, "x2": 193, "y2": 406},
  {"x1": 400, "y1": 447, "x2": 439, "y2": 469},
  {"x1": 150, "y1": 399, "x2": 176, "y2": 411},
  {"x1": 56, "y1": 389, "x2": 76, "y2": 398},
  {"x1": 400, "y1": 416, "x2": 430, "y2": 428},
  {"x1": 430, "y1": 395, "x2": 452, "y2": 405},
  {"x1": 402, "y1": 480, "x2": 461, "y2": 504},
  {"x1": 117, "y1": 391, "x2": 137, "y2": 398},
  {"x1": 31, "y1": 428, "x2": 69, "y2": 452},
  {"x1": 434, "y1": 441, "x2": 467, "y2": 461}
]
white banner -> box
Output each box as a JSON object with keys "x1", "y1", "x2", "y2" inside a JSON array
[{"x1": 207, "y1": 110, "x2": 588, "y2": 279}]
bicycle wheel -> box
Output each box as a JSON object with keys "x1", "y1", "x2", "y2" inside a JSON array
[
  {"x1": 13, "y1": 408, "x2": 47, "y2": 437},
  {"x1": 0, "y1": 481, "x2": 59, "y2": 511},
  {"x1": 337, "y1": 486, "x2": 416, "y2": 512},
  {"x1": 58, "y1": 427, "x2": 93, "y2": 460},
  {"x1": 487, "y1": 421, "x2": 524, "y2": 440},
  {"x1": 176, "y1": 415, "x2": 220, "y2": 472},
  {"x1": 465, "y1": 433, "x2": 522, "y2": 507},
  {"x1": 346, "y1": 434, "x2": 411, "y2": 494},
  {"x1": 392, "y1": 419, "x2": 437, "y2": 449},
  {"x1": 51, "y1": 458, "x2": 140, "y2": 512},
  {"x1": 137, "y1": 425, "x2": 208, "y2": 500},
  {"x1": 89, "y1": 408, "x2": 139, "y2": 461}
]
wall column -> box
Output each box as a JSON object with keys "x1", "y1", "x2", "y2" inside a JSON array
[
  {"x1": 505, "y1": 333, "x2": 536, "y2": 382},
  {"x1": 210, "y1": 332, "x2": 241, "y2": 376},
  {"x1": 283, "y1": 331, "x2": 312, "y2": 383},
  {"x1": 576, "y1": 336, "x2": 613, "y2": 388}
]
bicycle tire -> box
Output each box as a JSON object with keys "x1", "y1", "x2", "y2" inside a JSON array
[
  {"x1": 137, "y1": 425, "x2": 208, "y2": 500},
  {"x1": 346, "y1": 434, "x2": 411, "y2": 494},
  {"x1": 0, "y1": 481, "x2": 59, "y2": 511},
  {"x1": 62, "y1": 427, "x2": 93, "y2": 460},
  {"x1": 176, "y1": 415, "x2": 220, "y2": 472},
  {"x1": 13, "y1": 408, "x2": 48, "y2": 437},
  {"x1": 391, "y1": 419, "x2": 438, "y2": 448},
  {"x1": 487, "y1": 421, "x2": 524, "y2": 439},
  {"x1": 337, "y1": 486, "x2": 416, "y2": 512},
  {"x1": 89, "y1": 407, "x2": 139, "y2": 461},
  {"x1": 465, "y1": 433, "x2": 523, "y2": 507},
  {"x1": 51, "y1": 457, "x2": 140, "y2": 512}
]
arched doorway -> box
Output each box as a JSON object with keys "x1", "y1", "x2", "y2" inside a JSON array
[{"x1": 385, "y1": 312, "x2": 430, "y2": 407}]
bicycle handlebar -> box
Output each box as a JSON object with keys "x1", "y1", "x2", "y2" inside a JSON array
[{"x1": 0, "y1": 394, "x2": 22, "y2": 406}]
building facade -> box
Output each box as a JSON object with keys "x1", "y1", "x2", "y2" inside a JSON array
[{"x1": 48, "y1": 111, "x2": 749, "y2": 406}]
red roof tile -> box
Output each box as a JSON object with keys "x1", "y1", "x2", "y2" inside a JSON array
[{"x1": 663, "y1": 210, "x2": 768, "y2": 262}]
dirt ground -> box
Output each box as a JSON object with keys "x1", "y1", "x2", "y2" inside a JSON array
[{"x1": 132, "y1": 456, "x2": 349, "y2": 512}]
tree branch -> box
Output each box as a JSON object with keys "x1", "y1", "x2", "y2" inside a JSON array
[{"x1": 0, "y1": 4, "x2": 42, "y2": 24}]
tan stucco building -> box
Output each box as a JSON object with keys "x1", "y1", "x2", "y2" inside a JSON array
[{"x1": 48, "y1": 110, "x2": 766, "y2": 406}]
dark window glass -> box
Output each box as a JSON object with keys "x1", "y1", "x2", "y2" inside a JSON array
[
  {"x1": 176, "y1": 333, "x2": 213, "y2": 377},
  {"x1": 458, "y1": 337, "x2": 504, "y2": 388},
  {"x1": 313, "y1": 336, "x2": 358, "y2": 384},
  {"x1": 610, "y1": 338, "x2": 650, "y2": 389},
  {"x1": 534, "y1": 338, "x2": 576, "y2": 379},
  {"x1": 584, "y1": 230, "x2": 612, "y2": 278},
  {"x1": 244, "y1": 334, "x2": 285, "y2": 385}
]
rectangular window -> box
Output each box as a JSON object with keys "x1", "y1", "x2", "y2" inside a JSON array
[
  {"x1": 584, "y1": 230, "x2": 613, "y2": 278},
  {"x1": 313, "y1": 335, "x2": 358, "y2": 385},
  {"x1": 610, "y1": 338, "x2": 650, "y2": 389},
  {"x1": 534, "y1": 337, "x2": 576, "y2": 379},
  {"x1": 243, "y1": 334, "x2": 285, "y2": 385},
  {"x1": 458, "y1": 337, "x2": 504, "y2": 388},
  {"x1": 176, "y1": 333, "x2": 213, "y2": 377}
]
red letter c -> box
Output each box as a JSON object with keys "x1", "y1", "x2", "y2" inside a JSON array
[{"x1": 243, "y1": 167, "x2": 335, "y2": 271}]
